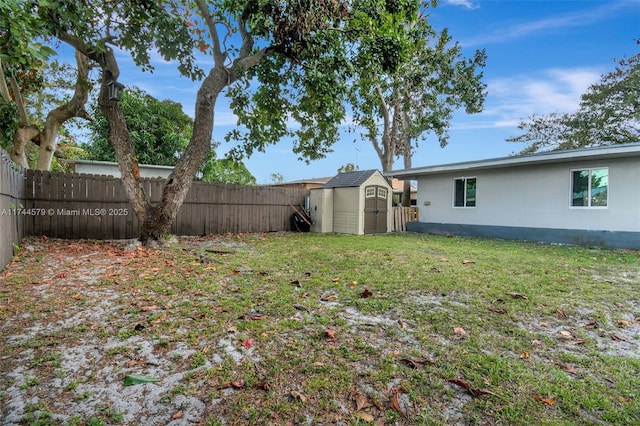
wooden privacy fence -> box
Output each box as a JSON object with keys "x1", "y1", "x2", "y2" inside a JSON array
[
  {"x1": 392, "y1": 206, "x2": 418, "y2": 232},
  {"x1": 0, "y1": 150, "x2": 26, "y2": 269},
  {"x1": 22, "y1": 170, "x2": 309, "y2": 240}
]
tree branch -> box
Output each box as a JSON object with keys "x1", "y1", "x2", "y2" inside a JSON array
[{"x1": 195, "y1": 0, "x2": 225, "y2": 66}]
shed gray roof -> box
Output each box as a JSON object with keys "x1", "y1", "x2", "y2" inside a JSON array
[
  {"x1": 323, "y1": 170, "x2": 379, "y2": 188},
  {"x1": 386, "y1": 142, "x2": 640, "y2": 179}
]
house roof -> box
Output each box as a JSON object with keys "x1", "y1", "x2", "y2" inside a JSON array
[
  {"x1": 324, "y1": 169, "x2": 380, "y2": 188},
  {"x1": 386, "y1": 143, "x2": 640, "y2": 179}
]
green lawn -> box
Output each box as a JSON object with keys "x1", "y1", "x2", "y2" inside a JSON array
[{"x1": 1, "y1": 233, "x2": 639, "y2": 425}]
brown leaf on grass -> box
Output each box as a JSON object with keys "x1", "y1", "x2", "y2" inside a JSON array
[
  {"x1": 531, "y1": 339, "x2": 543, "y2": 346},
  {"x1": 218, "y1": 379, "x2": 245, "y2": 389},
  {"x1": 616, "y1": 320, "x2": 632, "y2": 328},
  {"x1": 290, "y1": 390, "x2": 308, "y2": 403},
  {"x1": 360, "y1": 289, "x2": 373, "y2": 298},
  {"x1": 254, "y1": 380, "x2": 270, "y2": 390},
  {"x1": 332, "y1": 277, "x2": 341, "y2": 283},
  {"x1": 389, "y1": 388, "x2": 405, "y2": 417},
  {"x1": 584, "y1": 321, "x2": 597, "y2": 329},
  {"x1": 399, "y1": 357, "x2": 436, "y2": 369},
  {"x1": 447, "y1": 378, "x2": 498, "y2": 397},
  {"x1": 488, "y1": 307, "x2": 507, "y2": 314},
  {"x1": 453, "y1": 327, "x2": 467, "y2": 336},
  {"x1": 242, "y1": 338, "x2": 256, "y2": 349},
  {"x1": 447, "y1": 378, "x2": 472, "y2": 391},
  {"x1": 556, "y1": 309, "x2": 567, "y2": 318},
  {"x1": 505, "y1": 292, "x2": 528, "y2": 300},
  {"x1": 290, "y1": 279, "x2": 301, "y2": 287},
  {"x1": 172, "y1": 410, "x2": 183, "y2": 420},
  {"x1": 556, "y1": 362, "x2": 577, "y2": 375},
  {"x1": 353, "y1": 412, "x2": 375, "y2": 422},
  {"x1": 558, "y1": 330, "x2": 573, "y2": 340},
  {"x1": 611, "y1": 334, "x2": 629, "y2": 342},
  {"x1": 520, "y1": 352, "x2": 530, "y2": 359},
  {"x1": 534, "y1": 395, "x2": 555, "y2": 405},
  {"x1": 141, "y1": 305, "x2": 159, "y2": 312},
  {"x1": 320, "y1": 295, "x2": 338, "y2": 302},
  {"x1": 325, "y1": 329, "x2": 336, "y2": 339},
  {"x1": 462, "y1": 259, "x2": 476, "y2": 264},
  {"x1": 430, "y1": 267, "x2": 442, "y2": 273},
  {"x1": 351, "y1": 390, "x2": 373, "y2": 411}
]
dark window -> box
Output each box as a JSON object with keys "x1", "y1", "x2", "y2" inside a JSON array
[{"x1": 454, "y1": 177, "x2": 476, "y2": 208}]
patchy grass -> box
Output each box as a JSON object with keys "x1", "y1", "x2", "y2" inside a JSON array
[{"x1": 0, "y1": 233, "x2": 639, "y2": 425}]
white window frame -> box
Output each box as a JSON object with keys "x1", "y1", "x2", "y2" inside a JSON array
[
  {"x1": 453, "y1": 177, "x2": 477, "y2": 208},
  {"x1": 569, "y1": 167, "x2": 609, "y2": 209}
]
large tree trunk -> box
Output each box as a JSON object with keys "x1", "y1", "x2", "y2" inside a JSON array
[
  {"x1": 36, "y1": 51, "x2": 92, "y2": 170},
  {"x1": 138, "y1": 67, "x2": 228, "y2": 242}
]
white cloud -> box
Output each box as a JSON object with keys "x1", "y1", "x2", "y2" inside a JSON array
[
  {"x1": 443, "y1": 0, "x2": 478, "y2": 9},
  {"x1": 454, "y1": 67, "x2": 602, "y2": 130},
  {"x1": 462, "y1": 1, "x2": 630, "y2": 47}
]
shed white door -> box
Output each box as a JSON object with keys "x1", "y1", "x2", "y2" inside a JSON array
[{"x1": 364, "y1": 185, "x2": 388, "y2": 234}]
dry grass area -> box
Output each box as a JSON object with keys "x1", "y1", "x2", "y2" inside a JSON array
[{"x1": 0, "y1": 233, "x2": 639, "y2": 425}]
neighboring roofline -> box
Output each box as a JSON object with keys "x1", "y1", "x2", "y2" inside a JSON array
[
  {"x1": 67, "y1": 159, "x2": 174, "y2": 171},
  {"x1": 385, "y1": 143, "x2": 640, "y2": 179}
]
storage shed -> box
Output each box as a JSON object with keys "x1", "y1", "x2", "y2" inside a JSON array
[{"x1": 309, "y1": 170, "x2": 392, "y2": 235}]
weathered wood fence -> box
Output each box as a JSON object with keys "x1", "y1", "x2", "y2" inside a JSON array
[
  {"x1": 22, "y1": 170, "x2": 308, "y2": 240},
  {"x1": 393, "y1": 206, "x2": 419, "y2": 232},
  {"x1": 0, "y1": 150, "x2": 26, "y2": 270}
]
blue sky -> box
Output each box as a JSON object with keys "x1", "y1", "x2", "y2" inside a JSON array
[{"x1": 69, "y1": 0, "x2": 640, "y2": 184}]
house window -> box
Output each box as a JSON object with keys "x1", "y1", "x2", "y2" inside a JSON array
[
  {"x1": 454, "y1": 177, "x2": 476, "y2": 207},
  {"x1": 571, "y1": 168, "x2": 608, "y2": 207},
  {"x1": 377, "y1": 187, "x2": 388, "y2": 199}
]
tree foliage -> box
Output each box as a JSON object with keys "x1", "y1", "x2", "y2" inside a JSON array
[
  {"x1": 86, "y1": 87, "x2": 193, "y2": 166},
  {"x1": 508, "y1": 41, "x2": 640, "y2": 153},
  {"x1": 1, "y1": 1, "x2": 93, "y2": 170},
  {"x1": 85, "y1": 86, "x2": 255, "y2": 184},
  {"x1": 347, "y1": 1, "x2": 486, "y2": 176}
]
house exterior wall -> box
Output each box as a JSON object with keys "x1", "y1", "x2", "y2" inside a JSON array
[
  {"x1": 412, "y1": 156, "x2": 640, "y2": 248},
  {"x1": 70, "y1": 161, "x2": 173, "y2": 179}
]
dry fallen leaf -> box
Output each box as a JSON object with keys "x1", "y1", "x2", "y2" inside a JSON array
[
  {"x1": 505, "y1": 292, "x2": 528, "y2": 300},
  {"x1": 389, "y1": 388, "x2": 405, "y2": 417},
  {"x1": 352, "y1": 391, "x2": 373, "y2": 411},
  {"x1": 320, "y1": 295, "x2": 338, "y2": 302},
  {"x1": 453, "y1": 327, "x2": 467, "y2": 336},
  {"x1": 354, "y1": 412, "x2": 375, "y2": 422},
  {"x1": 558, "y1": 330, "x2": 573, "y2": 340},
  {"x1": 172, "y1": 410, "x2": 183, "y2": 420},
  {"x1": 360, "y1": 289, "x2": 373, "y2": 298},
  {"x1": 531, "y1": 339, "x2": 543, "y2": 346},
  {"x1": 520, "y1": 352, "x2": 530, "y2": 359},
  {"x1": 325, "y1": 329, "x2": 336, "y2": 339},
  {"x1": 290, "y1": 390, "x2": 308, "y2": 403},
  {"x1": 332, "y1": 277, "x2": 341, "y2": 283},
  {"x1": 534, "y1": 395, "x2": 555, "y2": 405},
  {"x1": 462, "y1": 259, "x2": 476, "y2": 264},
  {"x1": 242, "y1": 338, "x2": 256, "y2": 349}
]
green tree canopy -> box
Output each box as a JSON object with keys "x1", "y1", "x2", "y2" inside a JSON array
[
  {"x1": 86, "y1": 87, "x2": 193, "y2": 166},
  {"x1": 508, "y1": 40, "x2": 639, "y2": 153},
  {"x1": 85, "y1": 87, "x2": 256, "y2": 184}
]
